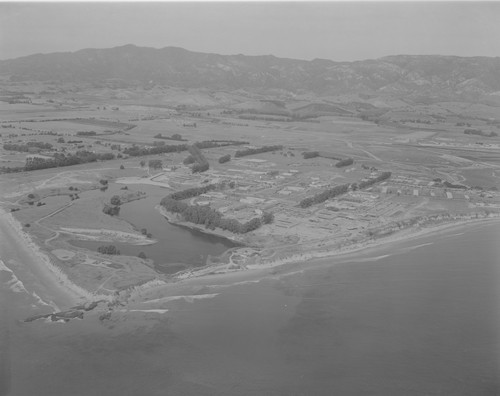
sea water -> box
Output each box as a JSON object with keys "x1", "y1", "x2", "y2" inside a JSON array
[{"x1": 2, "y1": 221, "x2": 499, "y2": 395}]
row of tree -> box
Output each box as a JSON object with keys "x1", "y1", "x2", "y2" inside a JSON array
[
  {"x1": 123, "y1": 140, "x2": 249, "y2": 158},
  {"x1": 299, "y1": 183, "x2": 351, "y2": 208},
  {"x1": 187, "y1": 144, "x2": 210, "y2": 173},
  {"x1": 76, "y1": 131, "x2": 97, "y2": 136},
  {"x1": 194, "y1": 140, "x2": 248, "y2": 149},
  {"x1": 169, "y1": 182, "x2": 221, "y2": 201},
  {"x1": 161, "y1": 196, "x2": 273, "y2": 234},
  {"x1": 299, "y1": 172, "x2": 392, "y2": 208},
  {"x1": 154, "y1": 133, "x2": 187, "y2": 141},
  {"x1": 234, "y1": 145, "x2": 283, "y2": 158},
  {"x1": 97, "y1": 245, "x2": 120, "y2": 255},
  {"x1": 3, "y1": 142, "x2": 53, "y2": 152},
  {"x1": 464, "y1": 129, "x2": 498, "y2": 137},
  {"x1": 123, "y1": 143, "x2": 188, "y2": 157},
  {"x1": 24, "y1": 151, "x2": 116, "y2": 171},
  {"x1": 160, "y1": 182, "x2": 273, "y2": 234}
]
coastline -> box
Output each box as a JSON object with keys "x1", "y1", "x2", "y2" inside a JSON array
[
  {"x1": 2, "y1": 199, "x2": 499, "y2": 311},
  {"x1": 163, "y1": 212, "x2": 500, "y2": 282},
  {"x1": 248, "y1": 215, "x2": 500, "y2": 270},
  {"x1": 0, "y1": 207, "x2": 112, "y2": 309}
]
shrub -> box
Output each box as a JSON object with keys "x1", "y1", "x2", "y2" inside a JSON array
[
  {"x1": 336, "y1": 158, "x2": 354, "y2": 168},
  {"x1": 218, "y1": 154, "x2": 231, "y2": 164},
  {"x1": 97, "y1": 245, "x2": 120, "y2": 255},
  {"x1": 110, "y1": 195, "x2": 121, "y2": 206}
]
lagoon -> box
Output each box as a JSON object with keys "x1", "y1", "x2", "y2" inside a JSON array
[{"x1": 70, "y1": 184, "x2": 237, "y2": 273}]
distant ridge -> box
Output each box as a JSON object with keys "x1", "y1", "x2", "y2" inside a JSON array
[{"x1": 1, "y1": 44, "x2": 500, "y2": 98}]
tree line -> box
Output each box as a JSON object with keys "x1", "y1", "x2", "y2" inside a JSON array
[
  {"x1": 123, "y1": 140, "x2": 249, "y2": 158},
  {"x1": 4, "y1": 142, "x2": 53, "y2": 152},
  {"x1": 234, "y1": 145, "x2": 283, "y2": 158},
  {"x1": 464, "y1": 129, "x2": 498, "y2": 137},
  {"x1": 301, "y1": 150, "x2": 353, "y2": 167},
  {"x1": 187, "y1": 144, "x2": 209, "y2": 173},
  {"x1": 299, "y1": 172, "x2": 391, "y2": 208},
  {"x1": 160, "y1": 182, "x2": 273, "y2": 234},
  {"x1": 76, "y1": 131, "x2": 97, "y2": 136},
  {"x1": 299, "y1": 183, "x2": 351, "y2": 208},
  {"x1": 24, "y1": 151, "x2": 116, "y2": 171},
  {"x1": 154, "y1": 133, "x2": 187, "y2": 141}
]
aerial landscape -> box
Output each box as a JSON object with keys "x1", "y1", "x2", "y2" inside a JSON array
[{"x1": 0, "y1": 2, "x2": 499, "y2": 395}]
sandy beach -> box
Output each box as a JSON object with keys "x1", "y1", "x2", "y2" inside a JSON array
[
  {"x1": 2, "y1": 197, "x2": 499, "y2": 312},
  {"x1": 124, "y1": 213, "x2": 500, "y2": 304},
  {"x1": 0, "y1": 207, "x2": 111, "y2": 310}
]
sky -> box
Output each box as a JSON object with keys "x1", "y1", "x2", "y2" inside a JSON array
[{"x1": 1, "y1": 2, "x2": 500, "y2": 61}]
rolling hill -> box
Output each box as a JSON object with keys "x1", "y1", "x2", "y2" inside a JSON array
[{"x1": 1, "y1": 45, "x2": 500, "y2": 100}]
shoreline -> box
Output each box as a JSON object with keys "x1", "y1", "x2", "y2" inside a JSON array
[
  {"x1": 155, "y1": 205, "x2": 245, "y2": 245},
  {"x1": 0, "y1": 207, "x2": 112, "y2": 309},
  {"x1": 2, "y1": 199, "x2": 499, "y2": 311},
  {"x1": 164, "y1": 212, "x2": 500, "y2": 282},
  {"x1": 248, "y1": 215, "x2": 500, "y2": 270},
  {"x1": 124, "y1": 214, "x2": 500, "y2": 305},
  {"x1": 58, "y1": 226, "x2": 157, "y2": 245}
]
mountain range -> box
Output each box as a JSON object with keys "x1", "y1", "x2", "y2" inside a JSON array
[{"x1": 1, "y1": 44, "x2": 500, "y2": 99}]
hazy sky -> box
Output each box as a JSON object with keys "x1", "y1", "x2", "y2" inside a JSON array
[{"x1": 1, "y1": 2, "x2": 500, "y2": 61}]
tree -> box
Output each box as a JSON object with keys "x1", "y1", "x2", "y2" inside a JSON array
[
  {"x1": 138, "y1": 252, "x2": 147, "y2": 259},
  {"x1": 148, "y1": 159, "x2": 163, "y2": 170},
  {"x1": 302, "y1": 151, "x2": 319, "y2": 159},
  {"x1": 140, "y1": 160, "x2": 146, "y2": 167},
  {"x1": 120, "y1": 164, "x2": 125, "y2": 169},
  {"x1": 218, "y1": 154, "x2": 231, "y2": 164},
  {"x1": 336, "y1": 158, "x2": 354, "y2": 168},
  {"x1": 97, "y1": 245, "x2": 120, "y2": 255},
  {"x1": 183, "y1": 155, "x2": 195, "y2": 165},
  {"x1": 262, "y1": 212, "x2": 274, "y2": 224},
  {"x1": 110, "y1": 195, "x2": 121, "y2": 206}
]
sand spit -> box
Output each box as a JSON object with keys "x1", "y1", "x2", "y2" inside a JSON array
[
  {"x1": 58, "y1": 227, "x2": 156, "y2": 245},
  {"x1": 117, "y1": 309, "x2": 169, "y2": 314},
  {"x1": 142, "y1": 293, "x2": 219, "y2": 304},
  {"x1": 0, "y1": 207, "x2": 112, "y2": 307}
]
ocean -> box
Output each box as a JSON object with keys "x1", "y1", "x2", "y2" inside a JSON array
[{"x1": 1, "y1": 220, "x2": 499, "y2": 395}]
